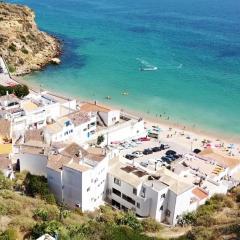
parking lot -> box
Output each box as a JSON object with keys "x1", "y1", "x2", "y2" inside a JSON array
[{"x1": 110, "y1": 137, "x2": 188, "y2": 171}]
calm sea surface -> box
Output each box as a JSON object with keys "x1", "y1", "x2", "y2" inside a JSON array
[{"x1": 9, "y1": 0, "x2": 240, "y2": 138}]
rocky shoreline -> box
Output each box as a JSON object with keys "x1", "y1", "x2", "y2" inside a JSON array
[{"x1": 0, "y1": 2, "x2": 61, "y2": 75}]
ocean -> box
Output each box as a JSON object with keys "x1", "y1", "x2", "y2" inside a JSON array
[{"x1": 8, "y1": 0, "x2": 240, "y2": 138}]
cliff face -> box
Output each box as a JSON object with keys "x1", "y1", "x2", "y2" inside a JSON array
[{"x1": 0, "y1": 2, "x2": 61, "y2": 75}]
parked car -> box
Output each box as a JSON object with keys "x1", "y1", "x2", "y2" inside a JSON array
[
  {"x1": 140, "y1": 162, "x2": 148, "y2": 167},
  {"x1": 125, "y1": 154, "x2": 135, "y2": 160},
  {"x1": 161, "y1": 156, "x2": 170, "y2": 162},
  {"x1": 143, "y1": 148, "x2": 153, "y2": 155},
  {"x1": 131, "y1": 151, "x2": 143, "y2": 158},
  {"x1": 152, "y1": 146, "x2": 161, "y2": 152},
  {"x1": 166, "y1": 150, "x2": 176, "y2": 155},
  {"x1": 193, "y1": 149, "x2": 201, "y2": 154},
  {"x1": 160, "y1": 144, "x2": 170, "y2": 150},
  {"x1": 138, "y1": 137, "x2": 151, "y2": 142}
]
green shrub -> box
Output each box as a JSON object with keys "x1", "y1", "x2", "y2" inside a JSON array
[
  {"x1": 141, "y1": 218, "x2": 163, "y2": 232},
  {"x1": 7, "y1": 65, "x2": 15, "y2": 73},
  {"x1": 8, "y1": 43, "x2": 17, "y2": 52},
  {"x1": 118, "y1": 211, "x2": 143, "y2": 232},
  {"x1": 0, "y1": 227, "x2": 18, "y2": 240},
  {"x1": 21, "y1": 47, "x2": 28, "y2": 54},
  {"x1": 97, "y1": 135, "x2": 105, "y2": 145},
  {"x1": 33, "y1": 208, "x2": 49, "y2": 221}
]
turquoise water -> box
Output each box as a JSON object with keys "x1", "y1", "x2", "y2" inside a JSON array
[{"x1": 9, "y1": 0, "x2": 240, "y2": 137}]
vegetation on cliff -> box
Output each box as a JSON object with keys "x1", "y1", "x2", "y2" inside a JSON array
[
  {"x1": 0, "y1": 171, "x2": 239, "y2": 240},
  {"x1": 0, "y1": 2, "x2": 61, "y2": 75}
]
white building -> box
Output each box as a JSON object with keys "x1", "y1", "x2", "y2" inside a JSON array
[
  {"x1": 0, "y1": 92, "x2": 77, "y2": 139},
  {"x1": 44, "y1": 110, "x2": 96, "y2": 144},
  {"x1": 47, "y1": 143, "x2": 116, "y2": 211},
  {"x1": 107, "y1": 160, "x2": 197, "y2": 225},
  {"x1": 80, "y1": 102, "x2": 120, "y2": 127}
]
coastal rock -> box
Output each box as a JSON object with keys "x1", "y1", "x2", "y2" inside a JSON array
[{"x1": 0, "y1": 2, "x2": 61, "y2": 75}]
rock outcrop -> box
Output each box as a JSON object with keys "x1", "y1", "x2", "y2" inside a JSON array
[{"x1": 0, "y1": 2, "x2": 61, "y2": 75}]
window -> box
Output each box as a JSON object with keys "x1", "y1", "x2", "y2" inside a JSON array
[
  {"x1": 160, "y1": 205, "x2": 163, "y2": 211},
  {"x1": 87, "y1": 187, "x2": 90, "y2": 192},
  {"x1": 137, "y1": 202, "x2": 140, "y2": 208},
  {"x1": 133, "y1": 188, "x2": 137, "y2": 195},
  {"x1": 65, "y1": 120, "x2": 71, "y2": 127},
  {"x1": 114, "y1": 177, "x2": 121, "y2": 186},
  {"x1": 166, "y1": 209, "x2": 171, "y2": 217},
  {"x1": 122, "y1": 194, "x2": 135, "y2": 205},
  {"x1": 112, "y1": 188, "x2": 121, "y2": 197},
  {"x1": 141, "y1": 187, "x2": 146, "y2": 198},
  {"x1": 161, "y1": 193, "x2": 166, "y2": 199}
]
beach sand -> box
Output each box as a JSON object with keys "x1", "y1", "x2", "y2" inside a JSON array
[{"x1": 12, "y1": 75, "x2": 240, "y2": 156}]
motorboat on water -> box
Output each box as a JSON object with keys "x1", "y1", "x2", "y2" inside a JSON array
[{"x1": 139, "y1": 66, "x2": 158, "y2": 71}]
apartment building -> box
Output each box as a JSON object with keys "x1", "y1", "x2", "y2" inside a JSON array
[
  {"x1": 47, "y1": 143, "x2": 116, "y2": 211},
  {"x1": 107, "y1": 160, "x2": 196, "y2": 225}
]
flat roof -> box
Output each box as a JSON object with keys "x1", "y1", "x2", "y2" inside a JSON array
[
  {"x1": 109, "y1": 161, "x2": 149, "y2": 187},
  {"x1": 199, "y1": 149, "x2": 240, "y2": 169},
  {"x1": 66, "y1": 110, "x2": 91, "y2": 126},
  {"x1": 80, "y1": 102, "x2": 112, "y2": 113},
  {"x1": 192, "y1": 187, "x2": 208, "y2": 200},
  {"x1": 63, "y1": 161, "x2": 90, "y2": 172},
  {"x1": 21, "y1": 101, "x2": 38, "y2": 111}
]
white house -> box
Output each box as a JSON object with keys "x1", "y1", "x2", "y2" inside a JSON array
[
  {"x1": 80, "y1": 102, "x2": 120, "y2": 127},
  {"x1": 44, "y1": 110, "x2": 96, "y2": 144}
]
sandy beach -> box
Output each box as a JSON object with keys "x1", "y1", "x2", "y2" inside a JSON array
[{"x1": 9, "y1": 74, "x2": 240, "y2": 159}]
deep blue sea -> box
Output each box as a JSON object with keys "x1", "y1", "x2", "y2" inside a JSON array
[{"x1": 8, "y1": 0, "x2": 240, "y2": 138}]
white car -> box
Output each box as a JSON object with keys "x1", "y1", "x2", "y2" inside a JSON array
[{"x1": 131, "y1": 151, "x2": 143, "y2": 158}]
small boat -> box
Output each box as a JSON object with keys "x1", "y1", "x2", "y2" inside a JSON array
[
  {"x1": 121, "y1": 92, "x2": 128, "y2": 96},
  {"x1": 140, "y1": 66, "x2": 158, "y2": 71},
  {"x1": 105, "y1": 96, "x2": 111, "y2": 100}
]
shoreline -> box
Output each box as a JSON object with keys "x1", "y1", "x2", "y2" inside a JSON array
[{"x1": 12, "y1": 75, "x2": 240, "y2": 146}]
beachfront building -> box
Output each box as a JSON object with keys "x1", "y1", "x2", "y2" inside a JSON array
[
  {"x1": 0, "y1": 92, "x2": 77, "y2": 139},
  {"x1": 46, "y1": 143, "x2": 116, "y2": 211},
  {"x1": 80, "y1": 102, "x2": 120, "y2": 127},
  {"x1": 44, "y1": 110, "x2": 96, "y2": 144}
]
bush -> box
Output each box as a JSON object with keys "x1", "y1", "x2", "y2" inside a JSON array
[
  {"x1": 0, "y1": 84, "x2": 29, "y2": 98},
  {"x1": 0, "y1": 172, "x2": 12, "y2": 190},
  {"x1": 141, "y1": 218, "x2": 163, "y2": 232},
  {"x1": 187, "y1": 226, "x2": 213, "y2": 240},
  {"x1": 33, "y1": 208, "x2": 49, "y2": 221},
  {"x1": 21, "y1": 47, "x2": 28, "y2": 54},
  {"x1": 7, "y1": 65, "x2": 15, "y2": 73},
  {"x1": 118, "y1": 211, "x2": 143, "y2": 232},
  {"x1": 23, "y1": 173, "x2": 56, "y2": 204},
  {"x1": 97, "y1": 135, "x2": 105, "y2": 145},
  {"x1": 0, "y1": 228, "x2": 18, "y2": 240},
  {"x1": 8, "y1": 43, "x2": 17, "y2": 52}
]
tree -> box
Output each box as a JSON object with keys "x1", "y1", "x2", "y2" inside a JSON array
[{"x1": 97, "y1": 135, "x2": 105, "y2": 145}]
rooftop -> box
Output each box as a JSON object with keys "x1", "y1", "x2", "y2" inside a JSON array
[
  {"x1": 0, "y1": 154, "x2": 11, "y2": 170},
  {"x1": 199, "y1": 149, "x2": 240, "y2": 169},
  {"x1": 66, "y1": 110, "x2": 91, "y2": 126},
  {"x1": 63, "y1": 161, "x2": 91, "y2": 172},
  {"x1": 0, "y1": 119, "x2": 10, "y2": 138},
  {"x1": 80, "y1": 102, "x2": 112, "y2": 113},
  {"x1": 192, "y1": 187, "x2": 209, "y2": 200},
  {"x1": 21, "y1": 100, "x2": 38, "y2": 111},
  {"x1": 110, "y1": 160, "x2": 149, "y2": 187}
]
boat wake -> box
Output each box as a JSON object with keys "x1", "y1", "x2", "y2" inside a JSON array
[
  {"x1": 136, "y1": 58, "x2": 183, "y2": 71},
  {"x1": 136, "y1": 58, "x2": 158, "y2": 71}
]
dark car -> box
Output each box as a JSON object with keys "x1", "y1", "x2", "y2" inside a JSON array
[
  {"x1": 193, "y1": 149, "x2": 201, "y2": 154},
  {"x1": 143, "y1": 148, "x2": 153, "y2": 155},
  {"x1": 161, "y1": 156, "x2": 170, "y2": 162},
  {"x1": 166, "y1": 150, "x2": 176, "y2": 156},
  {"x1": 125, "y1": 154, "x2": 135, "y2": 160},
  {"x1": 152, "y1": 146, "x2": 161, "y2": 152}
]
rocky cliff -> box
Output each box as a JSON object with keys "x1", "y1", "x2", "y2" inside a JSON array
[{"x1": 0, "y1": 2, "x2": 61, "y2": 75}]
